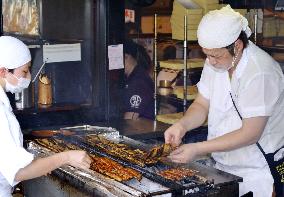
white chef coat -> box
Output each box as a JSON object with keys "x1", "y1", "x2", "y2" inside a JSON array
[
  {"x1": 197, "y1": 41, "x2": 284, "y2": 197},
  {"x1": 0, "y1": 86, "x2": 34, "y2": 197}
]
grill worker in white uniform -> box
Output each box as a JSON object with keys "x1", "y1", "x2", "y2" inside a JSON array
[
  {"x1": 0, "y1": 36, "x2": 92, "y2": 197},
  {"x1": 165, "y1": 6, "x2": 284, "y2": 197}
]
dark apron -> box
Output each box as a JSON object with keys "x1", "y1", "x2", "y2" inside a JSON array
[{"x1": 256, "y1": 143, "x2": 284, "y2": 197}]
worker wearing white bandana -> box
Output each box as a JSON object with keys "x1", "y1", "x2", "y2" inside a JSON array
[
  {"x1": 164, "y1": 5, "x2": 284, "y2": 196},
  {"x1": 0, "y1": 36, "x2": 92, "y2": 196}
]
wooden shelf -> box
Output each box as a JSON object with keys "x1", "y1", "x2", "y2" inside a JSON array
[
  {"x1": 129, "y1": 33, "x2": 172, "y2": 39},
  {"x1": 14, "y1": 103, "x2": 92, "y2": 114},
  {"x1": 138, "y1": 0, "x2": 174, "y2": 16},
  {"x1": 2, "y1": 32, "x2": 83, "y2": 45},
  {"x1": 140, "y1": 9, "x2": 172, "y2": 16},
  {"x1": 157, "y1": 94, "x2": 193, "y2": 106},
  {"x1": 260, "y1": 45, "x2": 284, "y2": 53}
]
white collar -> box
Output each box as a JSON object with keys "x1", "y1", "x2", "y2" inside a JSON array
[
  {"x1": 234, "y1": 42, "x2": 249, "y2": 79},
  {"x1": 0, "y1": 86, "x2": 12, "y2": 111}
]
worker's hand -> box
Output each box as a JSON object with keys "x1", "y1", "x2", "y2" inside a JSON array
[
  {"x1": 167, "y1": 143, "x2": 199, "y2": 163},
  {"x1": 164, "y1": 122, "x2": 187, "y2": 146},
  {"x1": 65, "y1": 150, "x2": 92, "y2": 170}
]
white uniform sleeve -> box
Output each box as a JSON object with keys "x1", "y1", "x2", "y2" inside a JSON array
[
  {"x1": 0, "y1": 104, "x2": 34, "y2": 186},
  {"x1": 239, "y1": 73, "x2": 281, "y2": 118},
  {"x1": 197, "y1": 62, "x2": 214, "y2": 100}
]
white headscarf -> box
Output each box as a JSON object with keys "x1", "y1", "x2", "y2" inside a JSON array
[
  {"x1": 197, "y1": 5, "x2": 252, "y2": 49},
  {"x1": 0, "y1": 36, "x2": 31, "y2": 69}
]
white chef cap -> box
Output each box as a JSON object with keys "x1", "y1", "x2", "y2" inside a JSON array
[
  {"x1": 0, "y1": 36, "x2": 31, "y2": 69},
  {"x1": 197, "y1": 5, "x2": 252, "y2": 49}
]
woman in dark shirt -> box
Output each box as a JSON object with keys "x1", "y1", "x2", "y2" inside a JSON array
[{"x1": 123, "y1": 40, "x2": 154, "y2": 120}]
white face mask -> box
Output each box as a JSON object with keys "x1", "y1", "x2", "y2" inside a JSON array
[
  {"x1": 5, "y1": 74, "x2": 31, "y2": 93},
  {"x1": 209, "y1": 65, "x2": 228, "y2": 73}
]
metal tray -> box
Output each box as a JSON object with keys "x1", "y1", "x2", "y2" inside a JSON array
[
  {"x1": 27, "y1": 141, "x2": 173, "y2": 197},
  {"x1": 60, "y1": 125, "x2": 120, "y2": 138}
]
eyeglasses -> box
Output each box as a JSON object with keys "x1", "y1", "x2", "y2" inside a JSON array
[{"x1": 204, "y1": 50, "x2": 227, "y2": 61}]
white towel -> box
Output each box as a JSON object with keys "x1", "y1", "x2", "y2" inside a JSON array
[
  {"x1": 0, "y1": 36, "x2": 31, "y2": 69},
  {"x1": 197, "y1": 5, "x2": 252, "y2": 49}
]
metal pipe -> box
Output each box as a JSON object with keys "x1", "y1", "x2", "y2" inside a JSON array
[
  {"x1": 154, "y1": 14, "x2": 158, "y2": 119},
  {"x1": 32, "y1": 61, "x2": 46, "y2": 83},
  {"x1": 254, "y1": 10, "x2": 257, "y2": 44},
  {"x1": 183, "y1": 15, "x2": 188, "y2": 114}
]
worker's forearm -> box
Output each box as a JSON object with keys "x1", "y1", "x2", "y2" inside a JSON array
[
  {"x1": 124, "y1": 112, "x2": 139, "y2": 120},
  {"x1": 196, "y1": 128, "x2": 260, "y2": 155},
  {"x1": 15, "y1": 152, "x2": 68, "y2": 182},
  {"x1": 195, "y1": 117, "x2": 268, "y2": 155},
  {"x1": 178, "y1": 102, "x2": 208, "y2": 132}
]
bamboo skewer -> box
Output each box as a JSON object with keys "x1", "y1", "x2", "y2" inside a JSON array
[{"x1": 154, "y1": 14, "x2": 158, "y2": 119}]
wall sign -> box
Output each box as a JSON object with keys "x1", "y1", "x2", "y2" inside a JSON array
[
  {"x1": 125, "y1": 9, "x2": 135, "y2": 23},
  {"x1": 43, "y1": 43, "x2": 81, "y2": 63}
]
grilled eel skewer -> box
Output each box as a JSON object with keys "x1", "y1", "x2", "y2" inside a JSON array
[
  {"x1": 34, "y1": 138, "x2": 141, "y2": 182},
  {"x1": 158, "y1": 168, "x2": 199, "y2": 181},
  {"x1": 147, "y1": 143, "x2": 177, "y2": 159},
  {"x1": 82, "y1": 135, "x2": 157, "y2": 167}
]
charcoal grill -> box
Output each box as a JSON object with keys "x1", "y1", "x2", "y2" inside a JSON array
[{"x1": 25, "y1": 125, "x2": 242, "y2": 197}]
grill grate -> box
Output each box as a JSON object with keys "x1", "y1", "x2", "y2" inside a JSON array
[
  {"x1": 29, "y1": 126, "x2": 242, "y2": 196},
  {"x1": 58, "y1": 134, "x2": 212, "y2": 192}
]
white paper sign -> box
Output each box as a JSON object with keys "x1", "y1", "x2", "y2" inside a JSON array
[
  {"x1": 43, "y1": 43, "x2": 81, "y2": 63},
  {"x1": 108, "y1": 44, "x2": 124, "y2": 70},
  {"x1": 125, "y1": 9, "x2": 135, "y2": 23}
]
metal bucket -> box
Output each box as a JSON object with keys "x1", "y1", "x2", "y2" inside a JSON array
[
  {"x1": 15, "y1": 84, "x2": 34, "y2": 109},
  {"x1": 159, "y1": 80, "x2": 172, "y2": 88}
]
